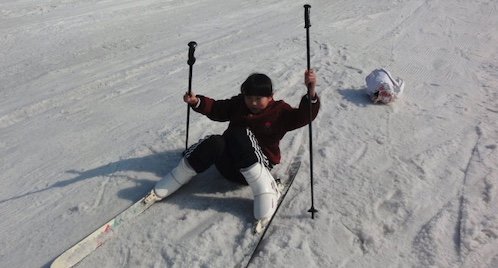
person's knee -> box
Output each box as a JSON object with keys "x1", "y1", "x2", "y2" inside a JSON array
[
  {"x1": 223, "y1": 128, "x2": 260, "y2": 169},
  {"x1": 186, "y1": 135, "x2": 225, "y2": 173}
]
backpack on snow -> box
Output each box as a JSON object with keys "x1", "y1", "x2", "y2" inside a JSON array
[{"x1": 365, "y1": 68, "x2": 405, "y2": 104}]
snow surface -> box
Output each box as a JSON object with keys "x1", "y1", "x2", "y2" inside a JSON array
[{"x1": 1, "y1": 0, "x2": 497, "y2": 267}]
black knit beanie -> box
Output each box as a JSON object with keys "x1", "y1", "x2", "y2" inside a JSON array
[{"x1": 241, "y1": 73, "x2": 273, "y2": 97}]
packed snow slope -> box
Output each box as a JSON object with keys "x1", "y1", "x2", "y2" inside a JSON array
[{"x1": 1, "y1": 0, "x2": 497, "y2": 267}]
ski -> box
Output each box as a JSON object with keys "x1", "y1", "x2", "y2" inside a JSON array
[
  {"x1": 50, "y1": 197, "x2": 154, "y2": 268},
  {"x1": 239, "y1": 141, "x2": 306, "y2": 268},
  {"x1": 52, "y1": 138, "x2": 305, "y2": 268}
]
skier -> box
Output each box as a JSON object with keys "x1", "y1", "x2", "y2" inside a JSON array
[{"x1": 144, "y1": 70, "x2": 320, "y2": 228}]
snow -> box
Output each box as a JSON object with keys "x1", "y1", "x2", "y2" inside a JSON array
[{"x1": 1, "y1": 0, "x2": 497, "y2": 267}]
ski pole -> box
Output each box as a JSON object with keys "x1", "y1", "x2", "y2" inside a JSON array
[
  {"x1": 185, "y1": 41, "x2": 197, "y2": 151},
  {"x1": 304, "y1": 4, "x2": 318, "y2": 219}
]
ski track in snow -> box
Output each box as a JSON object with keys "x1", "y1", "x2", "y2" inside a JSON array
[{"x1": 1, "y1": 0, "x2": 497, "y2": 267}]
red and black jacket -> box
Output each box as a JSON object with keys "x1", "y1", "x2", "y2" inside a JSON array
[{"x1": 192, "y1": 94, "x2": 320, "y2": 165}]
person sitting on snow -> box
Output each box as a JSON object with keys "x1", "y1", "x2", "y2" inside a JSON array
[{"x1": 144, "y1": 70, "x2": 320, "y2": 231}]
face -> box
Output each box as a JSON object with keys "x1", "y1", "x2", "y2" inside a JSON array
[{"x1": 244, "y1": 95, "x2": 273, "y2": 114}]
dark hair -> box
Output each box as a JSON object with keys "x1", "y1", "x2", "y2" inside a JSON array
[{"x1": 241, "y1": 73, "x2": 273, "y2": 96}]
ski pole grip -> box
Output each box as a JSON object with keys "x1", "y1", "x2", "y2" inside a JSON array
[
  {"x1": 304, "y1": 4, "x2": 311, "y2": 28},
  {"x1": 187, "y1": 41, "x2": 197, "y2": 66}
]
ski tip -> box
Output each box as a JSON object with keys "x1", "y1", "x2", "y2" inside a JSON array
[{"x1": 50, "y1": 257, "x2": 72, "y2": 268}]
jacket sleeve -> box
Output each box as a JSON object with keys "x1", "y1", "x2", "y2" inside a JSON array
[
  {"x1": 191, "y1": 95, "x2": 235, "y2": 122},
  {"x1": 282, "y1": 94, "x2": 320, "y2": 131}
]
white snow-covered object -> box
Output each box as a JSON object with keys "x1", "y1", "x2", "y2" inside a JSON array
[{"x1": 365, "y1": 68, "x2": 405, "y2": 104}]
